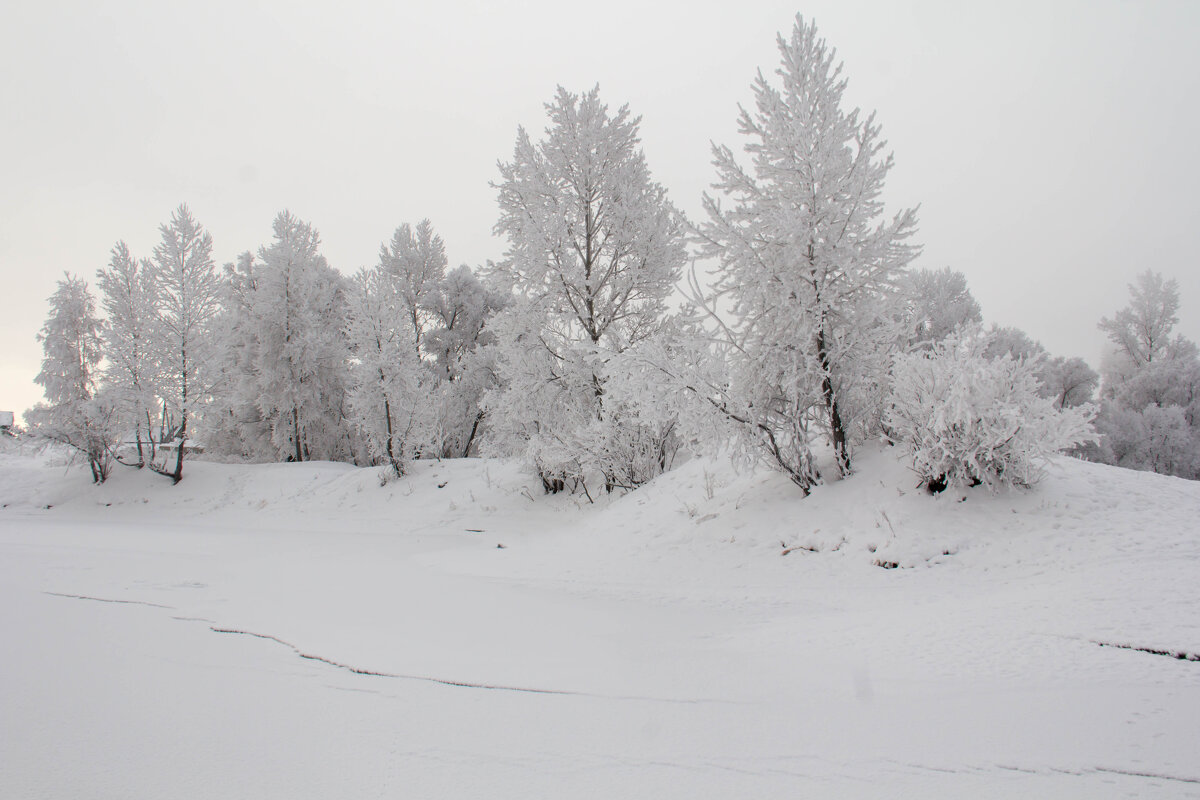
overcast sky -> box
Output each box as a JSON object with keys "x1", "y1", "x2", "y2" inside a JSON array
[{"x1": 3, "y1": 0, "x2": 1198, "y2": 421}]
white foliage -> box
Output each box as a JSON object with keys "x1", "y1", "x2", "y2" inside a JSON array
[
  {"x1": 1090, "y1": 270, "x2": 1200, "y2": 479},
  {"x1": 146, "y1": 205, "x2": 221, "y2": 481},
  {"x1": 487, "y1": 85, "x2": 686, "y2": 492},
  {"x1": 29, "y1": 274, "x2": 116, "y2": 482},
  {"x1": 212, "y1": 212, "x2": 354, "y2": 463},
  {"x1": 1099, "y1": 270, "x2": 1187, "y2": 368},
  {"x1": 696, "y1": 15, "x2": 919, "y2": 486},
  {"x1": 982, "y1": 325, "x2": 1044, "y2": 363},
  {"x1": 96, "y1": 241, "x2": 158, "y2": 464},
  {"x1": 902, "y1": 267, "x2": 981, "y2": 346},
  {"x1": 1094, "y1": 404, "x2": 1200, "y2": 480},
  {"x1": 345, "y1": 265, "x2": 433, "y2": 473},
  {"x1": 379, "y1": 219, "x2": 448, "y2": 354},
  {"x1": 424, "y1": 265, "x2": 507, "y2": 458},
  {"x1": 886, "y1": 329, "x2": 1096, "y2": 491},
  {"x1": 1040, "y1": 355, "x2": 1100, "y2": 410}
]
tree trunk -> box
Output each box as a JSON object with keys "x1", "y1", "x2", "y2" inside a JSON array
[
  {"x1": 134, "y1": 426, "x2": 146, "y2": 469},
  {"x1": 292, "y1": 407, "x2": 303, "y2": 463},
  {"x1": 461, "y1": 410, "x2": 483, "y2": 459},
  {"x1": 145, "y1": 409, "x2": 157, "y2": 462},
  {"x1": 171, "y1": 415, "x2": 185, "y2": 484},
  {"x1": 816, "y1": 327, "x2": 849, "y2": 475},
  {"x1": 383, "y1": 396, "x2": 395, "y2": 465}
]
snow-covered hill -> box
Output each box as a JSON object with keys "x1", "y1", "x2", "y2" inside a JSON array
[{"x1": 2, "y1": 445, "x2": 1198, "y2": 798}]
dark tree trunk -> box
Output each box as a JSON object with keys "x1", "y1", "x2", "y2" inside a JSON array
[
  {"x1": 170, "y1": 417, "x2": 185, "y2": 484},
  {"x1": 461, "y1": 410, "x2": 484, "y2": 459},
  {"x1": 292, "y1": 407, "x2": 303, "y2": 463},
  {"x1": 816, "y1": 327, "x2": 849, "y2": 475}
]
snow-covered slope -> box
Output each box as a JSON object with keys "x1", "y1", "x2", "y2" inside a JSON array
[{"x1": 2, "y1": 445, "x2": 1198, "y2": 798}]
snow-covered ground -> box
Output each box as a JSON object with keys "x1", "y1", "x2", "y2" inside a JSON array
[{"x1": 2, "y1": 443, "x2": 1199, "y2": 798}]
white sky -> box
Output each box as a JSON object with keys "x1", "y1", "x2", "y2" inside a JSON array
[{"x1": 3, "y1": 0, "x2": 1199, "y2": 422}]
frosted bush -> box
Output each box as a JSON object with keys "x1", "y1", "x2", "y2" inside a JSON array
[{"x1": 886, "y1": 329, "x2": 1095, "y2": 491}]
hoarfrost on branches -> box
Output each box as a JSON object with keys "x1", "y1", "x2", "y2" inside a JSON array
[
  {"x1": 693, "y1": 14, "x2": 919, "y2": 490},
  {"x1": 901, "y1": 267, "x2": 982, "y2": 348},
  {"x1": 345, "y1": 262, "x2": 433, "y2": 474},
  {"x1": 486, "y1": 85, "x2": 687, "y2": 494},
  {"x1": 208, "y1": 212, "x2": 354, "y2": 464},
  {"x1": 28, "y1": 274, "x2": 117, "y2": 482},
  {"x1": 1088, "y1": 271, "x2": 1200, "y2": 478},
  {"x1": 96, "y1": 242, "x2": 158, "y2": 467},
  {"x1": 886, "y1": 328, "x2": 1096, "y2": 491},
  {"x1": 145, "y1": 204, "x2": 221, "y2": 483}
]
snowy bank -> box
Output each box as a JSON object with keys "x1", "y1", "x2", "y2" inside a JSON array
[{"x1": 2, "y1": 446, "x2": 1199, "y2": 798}]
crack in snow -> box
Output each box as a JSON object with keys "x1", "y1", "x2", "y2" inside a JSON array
[
  {"x1": 209, "y1": 626, "x2": 742, "y2": 705},
  {"x1": 996, "y1": 762, "x2": 1200, "y2": 784},
  {"x1": 1094, "y1": 766, "x2": 1200, "y2": 784},
  {"x1": 1093, "y1": 640, "x2": 1200, "y2": 662},
  {"x1": 44, "y1": 591, "x2": 175, "y2": 610}
]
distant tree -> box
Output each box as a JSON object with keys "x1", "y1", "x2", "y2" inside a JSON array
[
  {"x1": 982, "y1": 325, "x2": 1044, "y2": 363},
  {"x1": 146, "y1": 204, "x2": 221, "y2": 483},
  {"x1": 96, "y1": 241, "x2": 157, "y2": 466},
  {"x1": 1094, "y1": 404, "x2": 1199, "y2": 480},
  {"x1": 1089, "y1": 271, "x2": 1200, "y2": 479},
  {"x1": 1099, "y1": 271, "x2": 1187, "y2": 368},
  {"x1": 902, "y1": 267, "x2": 982, "y2": 347},
  {"x1": 28, "y1": 274, "x2": 116, "y2": 482},
  {"x1": 1111, "y1": 352, "x2": 1200, "y2": 422},
  {"x1": 487, "y1": 85, "x2": 687, "y2": 493},
  {"x1": 692, "y1": 15, "x2": 919, "y2": 490},
  {"x1": 1040, "y1": 355, "x2": 1100, "y2": 410},
  {"x1": 979, "y1": 326, "x2": 1098, "y2": 410}
]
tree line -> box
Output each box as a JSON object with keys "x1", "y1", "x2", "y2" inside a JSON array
[{"x1": 27, "y1": 16, "x2": 1198, "y2": 492}]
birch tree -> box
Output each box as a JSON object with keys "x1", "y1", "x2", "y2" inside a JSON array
[
  {"x1": 379, "y1": 219, "x2": 447, "y2": 356},
  {"x1": 96, "y1": 241, "x2": 157, "y2": 466},
  {"x1": 28, "y1": 274, "x2": 116, "y2": 482},
  {"x1": 344, "y1": 263, "x2": 427, "y2": 473},
  {"x1": 488, "y1": 85, "x2": 687, "y2": 493},
  {"x1": 147, "y1": 204, "x2": 221, "y2": 483}
]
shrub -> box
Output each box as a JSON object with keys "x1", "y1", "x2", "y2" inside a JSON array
[{"x1": 886, "y1": 329, "x2": 1095, "y2": 491}]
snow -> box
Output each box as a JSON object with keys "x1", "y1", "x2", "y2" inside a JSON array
[{"x1": 2, "y1": 445, "x2": 1199, "y2": 797}]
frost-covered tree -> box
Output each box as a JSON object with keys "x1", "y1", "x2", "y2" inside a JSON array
[
  {"x1": 694, "y1": 15, "x2": 919, "y2": 490},
  {"x1": 980, "y1": 326, "x2": 1098, "y2": 409},
  {"x1": 487, "y1": 85, "x2": 687, "y2": 493},
  {"x1": 424, "y1": 265, "x2": 508, "y2": 458},
  {"x1": 96, "y1": 241, "x2": 157, "y2": 466},
  {"x1": 1099, "y1": 271, "x2": 1188, "y2": 368},
  {"x1": 1040, "y1": 355, "x2": 1099, "y2": 410},
  {"x1": 982, "y1": 325, "x2": 1044, "y2": 363},
  {"x1": 1094, "y1": 404, "x2": 1199, "y2": 479},
  {"x1": 902, "y1": 267, "x2": 981, "y2": 347},
  {"x1": 345, "y1": 264, "x2": 432, "y2": 474},
  {"x1": 202, "y1": 251, "x2": 274, "y2": 461},
  {"x1": 213, "y1": 212, "x2": 354, "y2": 463},
  {"x1": 886, "y1": 328, "x2": 1095, "y2": 491},
  {"x1": 28, "y1": 274, "x2": 116, "y2": 482},
  {"x1": 379, "y1": 219, "x2": 447, "y2": 356},
  {"x1": 146, "y1": 204, "x2": 221, "y2": 483},
  {"x1": 1089, "y1": 271, "x2": 1200, "y2": 479}
]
